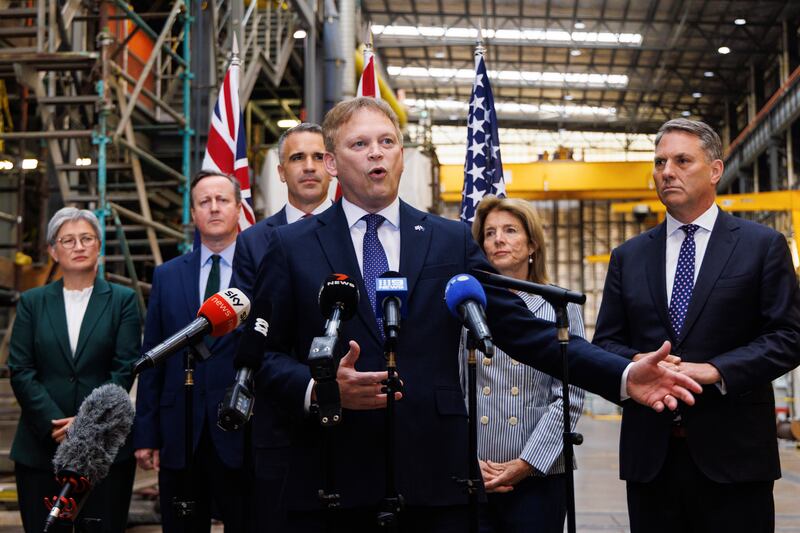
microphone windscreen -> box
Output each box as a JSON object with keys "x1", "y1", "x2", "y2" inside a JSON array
[
  {"x1": 376, "y1": 271, "x2": 408, "y2": 319},
  {"x1": 52, "y1": 383, "x2": 134, "y2": 485},
  {"x1": 199, "y1": 288, "x2": 251, "y2": 336},
  {"x1": 444, "y1": 274, "x2": 487, "y2": 317},
  {"x1": 318, "y1": 274, "x2": 360, "y2": 321}
]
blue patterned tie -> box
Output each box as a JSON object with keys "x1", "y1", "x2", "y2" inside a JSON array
[
  {"x1": 362, "y1": 214, "x2": 389, "y2": 335},
  {"x1": 668, "y1": 224, "x2": 699, "y2": 336}
]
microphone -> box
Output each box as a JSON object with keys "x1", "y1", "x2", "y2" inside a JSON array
[
  {"x1": 219, "y1": 297, "x2": 272, "y2": 431},
  {"x1": 471, "y1": 269, "x2": 586, "y2": 305},
  {"x1": 309, "y1": 274, "x2": 359, "y2": 426},
  {"x1": 376, "y1": 271, "x2": 408, "y2": 342},
  {"x1": 133, "y1": 288, "x2": 250, "y2": 374},
  {"x1": 44, "y1": 383, "x2": 134, "y2": 531},
  {"x1": 444, "y1": 274, "x2": 495, "y2": 356}
]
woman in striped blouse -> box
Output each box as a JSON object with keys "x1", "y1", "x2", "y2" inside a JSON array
[{"x1": 465, "y1": 196, "x2": 586, "y2": 533}]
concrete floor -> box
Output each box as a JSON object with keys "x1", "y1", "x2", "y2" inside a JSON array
[{"x1": 2, "y1": 415, "x2": 800, "y2": 532}]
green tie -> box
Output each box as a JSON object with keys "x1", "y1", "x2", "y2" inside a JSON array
[{"x1": 204, "y1": 254, "x2": 221, "y2": 302}]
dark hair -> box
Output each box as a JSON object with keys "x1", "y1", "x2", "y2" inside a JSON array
[
  {"x1": 277, "y1": 123, "x2": 324, "y2": 163},
  {"x1": 189, "y1": 169, "x2": 242, "y2": 206}
]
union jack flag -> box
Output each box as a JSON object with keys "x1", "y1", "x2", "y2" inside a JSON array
[
  {"x1": 202, "y1": 42, "x2": 255, "y2": 231},
  {"x1": 460, "y1": 51, "x2": 505, "y2": 224}
]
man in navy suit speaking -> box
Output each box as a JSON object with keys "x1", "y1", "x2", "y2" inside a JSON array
[
  {"x1": 594, "y1": 119, "x2": 800, "y2": 533},
  {"x1": 245, "y1": 98, "x2": 702, "y2": 532}
]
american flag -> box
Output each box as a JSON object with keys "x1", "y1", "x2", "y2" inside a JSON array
[
  {"x1": 460, "y1": 51, "x2": 505, "y2": 224},
  {"x1": 202, "y1": 41, "x2": 255, "y2": 231}
]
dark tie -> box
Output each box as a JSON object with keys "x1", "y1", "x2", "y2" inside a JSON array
[
  {"x1": 362, "y1": 214, "x2": 389, "y2": 334},
  {"x1": 204, "y1": 254, "x2": 221, "y2": 302},
  {"x1": 668, "y1": 224, "x2": 699, "y2": 336},
  {"x1": 302, "y1": 212, "x2": 312, "y2": 219}
]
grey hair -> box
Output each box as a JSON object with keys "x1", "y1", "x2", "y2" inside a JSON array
[
  {"x1": 277, "y1": 122, "x2": 324, "y2": 163},
  {"x1": 47, "y1": 207, "x2": 101, "y2": 246},
  {"x1": 655, "y1": 118, "x2": 722, "y2": 162},
  {"x1": 189, "y1": 169, "x2": 242, "y2": 207}
]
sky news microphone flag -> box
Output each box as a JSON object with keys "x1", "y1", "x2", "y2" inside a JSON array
[
  {"x1": 202, "y1": 38, "x2": 255, "y2": 232},
  {"x1": 460, "y1": 45, "x2": 506, "y2": 224}
]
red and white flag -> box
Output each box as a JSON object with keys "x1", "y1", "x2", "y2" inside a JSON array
[
  {"x1": 357, "y1": 43, "x2": 381, "y2": 99},
  {"x1": 202, "y1": 39, "x2": 255, "y2": 231}
]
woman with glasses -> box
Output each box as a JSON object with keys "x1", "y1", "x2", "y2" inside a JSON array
[{"x1": 8, "y1": 207, "x2": 141, "y2": 532}]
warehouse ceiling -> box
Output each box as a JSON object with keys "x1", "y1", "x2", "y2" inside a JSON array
[{"x1": 362, "y1": 0, "x2": 800, "y2": 138}]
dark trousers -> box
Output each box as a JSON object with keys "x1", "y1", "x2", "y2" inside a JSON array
[
  {"x1": 15, "y1": 458, "x2": 136, "y2": 533},
  {"x1": 158, "y1": 426, "x2": 246, "y2": 533},
  {"x1": 480, "y1": 473, "x2": 567, "y2": 533},
  {"x1": 627, "y1": 436, "x2": 774, "y2": 533},
  {"x1": 283, "y1": 504, "x2": 469, "y2": 533}
]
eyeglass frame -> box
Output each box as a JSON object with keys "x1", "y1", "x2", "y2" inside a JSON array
[{"x1": 56, "y1": 234, "x2": 98, "y2": 249}]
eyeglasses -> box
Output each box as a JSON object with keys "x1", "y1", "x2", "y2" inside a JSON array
[{"x1": 57, "y1": 235, "x2": 98, "y2": 249}]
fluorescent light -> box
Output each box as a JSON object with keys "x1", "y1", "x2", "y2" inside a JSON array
[
  {"x1": 570, "y1": 49, "x2": 582, "y2": 57},
  {"x1": 692, "y1": 92, "x2": 702, "y2": 98},
  {"x1": 404, "y1": 98, "x2": 617, "y2": 117},
  {"x1": 277, "y1": 119, "x2": 300, "y2": 128},
  {"x1": 293, "y1": 29, "x2": 307, "y2": 39},
  {"x1": 681, "y1": 110, "x2": 691, "y2": 117},
  {"x1": 563, "y1": 94, "x2": 574, "y2": 101},
  {"x1": 75, "y1": 157, "x2": 92, "y2": 166},
  {"x1": 372, "y1": 24, "x2": 642, "y2": 47},
  {"x1": 718, "y1": 46, "x2": 731, "y2": 54},
  {"x1": 734, "y1": 18, "x2": 746, "y2": 25},
  {"x1": 388, "y1": 65, "x2": 629, "y2": 88},
  {"x1": 704, "y1": 71, "x2": 714, "y2": 77},
  {"x1": 21, "y1": 158, "x2": 38, "y2": 170},
  {"x1": 0, "y1": 160, "x2": 13, "y2": 170}
]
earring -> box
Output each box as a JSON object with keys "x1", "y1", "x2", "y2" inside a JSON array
[{"x1": 528, "y1": 254, "x2": 533, "y2": 264}]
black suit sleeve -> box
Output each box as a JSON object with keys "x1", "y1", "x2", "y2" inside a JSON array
[
  {"x1": 710, "y1": 232, "x2": 800, "y2": 393},
  {"x1": 232, "y1": 230, "x2": 257, "y2": 300},
  {"x1": 593, "y1": 248, "x2": 639, "y2": 359}
]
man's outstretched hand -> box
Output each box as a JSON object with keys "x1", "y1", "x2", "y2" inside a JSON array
[{"x1": 627, "y1": 341, "x2": 702, "y2": 412}]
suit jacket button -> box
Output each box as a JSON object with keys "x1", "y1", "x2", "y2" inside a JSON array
[
  {"x1": 480, "y1": 416, "x2": 489, "y2": 425},
  {"x1": 69, "y1": 376, "x2": 76, "y2": 383},
  {"x1": 511, "y1": 386, "x2": 519, "y2": 396},
  {"x1": 482, "y1": 357, "x2": 492, "y2": 366},
  {"x1": 482, "y1": 386, "x2": 491, "y2": 396},
  {"x1": 508, "y1": 416, "x2": 518, "y2": 426},
  {"x1": 511, "y1": 359, "x2": 520, "y2": 366}
]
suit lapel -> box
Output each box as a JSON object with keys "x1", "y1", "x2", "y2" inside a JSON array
[
  {"x1": 680, "y1": 211, "x2": 739, "y2": 342},
  {"x1": 181, "y1": 249, "x2": 202, "y2": 311},
  {"x1": 644, "y1": 223, "x2": 673, "y2": 341},
  {"x1": 398, "y1": 201, "x2": 432, "y2": 300},
  {"x1": 73, "y1": 277, "x2": 111, "y2": 364},
  {"x1": 316, "y1": 203, "x2": 382, "y2": 342},
  {"x1": 43, "y1": 279, "x2": 75, "y2": 368}
]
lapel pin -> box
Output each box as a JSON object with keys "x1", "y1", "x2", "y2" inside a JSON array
[{"x1": 414, "y1": 225, "x2": 425, "y2": 232}]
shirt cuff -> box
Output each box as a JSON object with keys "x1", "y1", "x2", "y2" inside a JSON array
[
  {"x1": 715, "y1": 376, "x2": 727, "y2": 395},
  {"x1": 620, "y1": 362, "x2": 633, "y2": 401},
  {"x1": 304, "y1": 379, "x2": 314, "y2": 414}
]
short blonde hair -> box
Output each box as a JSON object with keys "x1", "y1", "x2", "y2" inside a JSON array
[
  {"x1": 322, "y1": 97, "x2": 403, "y2": 152},
  {"x1": 472, "y1": 196, "x2": 549, "y2": 284}
]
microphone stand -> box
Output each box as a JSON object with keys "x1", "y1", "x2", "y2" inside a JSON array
[
  {"x1": 460, "y1": 332, "x2": 483, "y2": 533},
  {"x1": 173, "y1": 340, "x2": 209, "y2": 523},
  {"x1": 377, "y1": 328, "x2": 403, "y2": 529},
  {"x1": 472, "y1": 270, "x2": 584, "y2": 533}
]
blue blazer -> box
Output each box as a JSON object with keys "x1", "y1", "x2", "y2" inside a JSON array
[
  {"x1": 249, "y1": 200, "x2": 628, "y2": 510},
  {"x1": 132, "y1": 248, "x2": 244, "y2": 469},
  {"x1": 232, "y1": 207, "x2": 287, "y2": 299},
  {"x1": 594, "y1": 210, "x2": 800, "y2": 483}
]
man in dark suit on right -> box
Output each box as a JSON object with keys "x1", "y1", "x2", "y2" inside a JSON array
[
  {"x1": 233, "y1": 122, "x2": 332, "y2": 298},
  {"x1": 594, "y1": 118, "x2": 800, "y2": 533}
]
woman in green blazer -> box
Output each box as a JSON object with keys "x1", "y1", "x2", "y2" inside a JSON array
[{"x1": 8, "y1": 207, "x2": 141, "y2": 532}]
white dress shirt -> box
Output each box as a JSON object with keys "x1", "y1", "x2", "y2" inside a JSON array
[
  {"x1": 665, "y1": 204, "x2": 718, "y2": 306},
  {"x1": 340, "y1": 197, "x2": 401, "y2": 272},
  {"x1": 198, "y1": 241, "x2": 236, "y2": 304},
  {"x1": 63, "y1": 286, "x2": 93, "y2": 356},
  {"x1": 285, "y1": 200, "x2": 334, "y2": 224}
]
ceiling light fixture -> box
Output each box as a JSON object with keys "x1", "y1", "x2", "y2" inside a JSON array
[
  {"x1": 293, "y1": 29, "x2": 307, "y2": 39},
  {"x1": 692, "y1": 92, "x2": 702, "y2": 98},
  {"x1": 718, "y1": 46, "x2": 731, "y2": 54},
  {"x1": 734, "y1": 18, "x2": 746, "y2": 26},
  {"x1": 277, "y1": 119, "x2": 300, "y2": 128},
  {"x1": 681, "y1": 110, "x2": 691, "y2": 117},
  {"x1": 570, "y1": 49, "x2": 582, "y2": 57},
  {"x1": 564, "y1": 94, "x2": 574, "y2": 101},
  {"x1": 704, "y1": 71, "x2": 714, "y2": 77},
  {"x1": 574, "y1": 21, "x2": 586, "y2": 30},
  {"x1": 21, "y1": 159, "x2": 38, "y2": 170}
]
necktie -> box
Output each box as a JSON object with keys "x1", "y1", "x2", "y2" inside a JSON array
[
  {"x1": 204, "y1": 254, "x2": 221, "y2": 302},
  {"x1": 668, "y1": 224, "x2": 699, "y2": 336},
  {"x1": 362, "y1": 214, "x2": 389, "y2": 335},
  {"x1": 302, "y1": 212, "x2": 312, "y2": 219}
]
